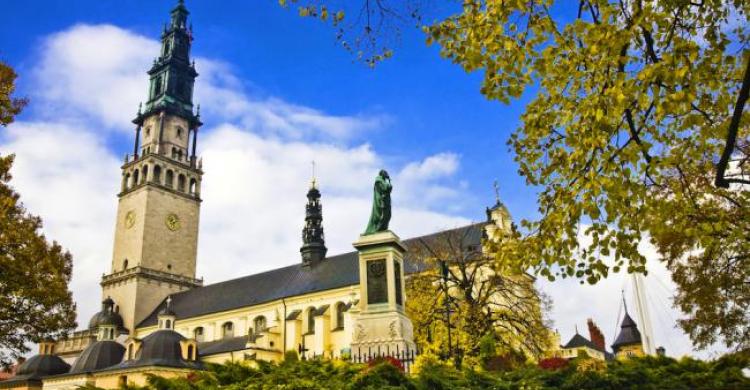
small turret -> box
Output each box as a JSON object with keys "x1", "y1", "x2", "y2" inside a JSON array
[
  {"x1": 612, "y1": 310, "x2": 644, "y2": 359},
  {"x1": 300, "y1": 174, "x2": 327, "y2": 266},
  {"x1": 158, "y1": 296, "x2": 177, "y2": 330}
]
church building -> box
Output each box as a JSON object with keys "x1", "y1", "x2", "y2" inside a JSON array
[{"x1": 1, "y1": 2, "x2": 512, "y2": 389}]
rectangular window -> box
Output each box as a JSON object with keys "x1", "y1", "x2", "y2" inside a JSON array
[
  {"x1": 366, "y1": 259, "x2": 388, "y2": 304},
  {"x1": 394, "y1": 260, "x2": 403, "y2": 305}
]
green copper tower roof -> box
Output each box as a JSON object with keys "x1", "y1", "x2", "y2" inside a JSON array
[{"x1": 134, "y1": 0, "x2": 200, "y2": 127}]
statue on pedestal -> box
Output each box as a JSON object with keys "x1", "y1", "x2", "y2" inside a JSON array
[{"x1": 364, "y1": 170, "x2": 392, "y2": 235}]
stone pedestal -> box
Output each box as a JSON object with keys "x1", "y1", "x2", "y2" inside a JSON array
[{"x1": 350, "y1": 231, "x2": 415, "y2": 355}]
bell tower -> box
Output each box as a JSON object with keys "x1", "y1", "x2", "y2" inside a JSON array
[{"x1": 101, "y1": 0, "x2": 203, "y2": 332}]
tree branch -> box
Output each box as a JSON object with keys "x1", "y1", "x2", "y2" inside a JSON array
[{"x1": 716, "y1": 53, "x2": 750, "y2": 188}]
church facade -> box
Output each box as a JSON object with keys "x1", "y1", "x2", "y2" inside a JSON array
[{"x1": 1, "y1": 2, "x2": 513, "y2": 389}]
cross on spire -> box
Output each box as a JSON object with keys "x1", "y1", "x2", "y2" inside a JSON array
[{"x1": 311, "y1": 160, "x2": 317, "y2": 188}]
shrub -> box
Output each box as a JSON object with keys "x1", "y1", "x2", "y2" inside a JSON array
[
  {"x1": 351, "y1": 360, "x2": 415, "y2": 389},
  {"x1": 538, "y1": 357, "x2": 568, "y2": 371}
]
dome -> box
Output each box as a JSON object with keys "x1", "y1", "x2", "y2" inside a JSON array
[
  {"x1": 120, "y1": 329, "x2": 200, "y2": 369},
  {"x1": 70, "y1": 340, "x2": 125, "y2": 373},
  {"x1": 88, "y1": 310, "x2": 124, "y2": 330},
  {"x1": 88, "y1": 298, "x2": 124, "y2": 330},
  {"x1": 15, "y1": 354, "x2": 70, "y2": 378}
]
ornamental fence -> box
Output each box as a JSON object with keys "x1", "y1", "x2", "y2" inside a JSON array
[{"x1": 304, "y1": 345, "x2": 420, "y2": 374}]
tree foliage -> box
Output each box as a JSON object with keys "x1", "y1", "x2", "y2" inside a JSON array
[
  {"x1": 84, "y1": 352, "x2": 750, "y2": 390},
  {"x1": 0, "y1": 62, "x2": 76, "y2": 365},
  {"x1": 283, "y1": 0, "x2": 750, "y2": 350},
  {"x1": 405, "y1": 226, "x2": 552, "y2": 360},
  {"x1": 0, "y1": 61, "x2": 27, "y2": 127},
  {"x1": 424, "y1": 0, "x2": 750, "y2": 351}
]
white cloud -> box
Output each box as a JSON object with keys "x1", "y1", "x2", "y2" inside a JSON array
[
  {"x1": 32, "y1": 24, "x2": 389, "y2": 140},
  {"x1": 3, "y1": 24, "x2": 469, "y2": 333},
  {"x1": 0, "y1": 122, "x2": 120, "y2": 329}
]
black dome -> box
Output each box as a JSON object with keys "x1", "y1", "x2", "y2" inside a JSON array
[
  {"x1": 117, "y1": 329, "x2": 200, "y2": 369},
  {"x1": 70, "y1": 340, "x2": 125, "y2": 373},
  {"x1": 88, "y1": 310, "x2": 124, "y2": 330},
  {"x1": 15, "y1": 354, "x2": 70, "y2": 378}
]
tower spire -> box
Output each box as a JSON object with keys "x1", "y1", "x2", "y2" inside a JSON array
[
  {"x1": 300, "y1": 175, "x2": 327, "y2": 266},
  {"x1": 134, "y1": 0, "x2": 200, "y2": 130}
]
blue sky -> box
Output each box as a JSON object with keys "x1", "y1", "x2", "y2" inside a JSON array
[
  {"x1": 1, "y1": 0, "x2": 535, "y2": 222},
  {"x1": 0, "y1": 1, "x2": 719, "y2": 358}
]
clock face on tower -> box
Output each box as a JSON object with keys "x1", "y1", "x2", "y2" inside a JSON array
[
  {"x1": 165, "y1": 213, "x2": 181, "y2": 231},
  {"x1": 125, "y1": 211, "x2": 136, "y2": 229}
]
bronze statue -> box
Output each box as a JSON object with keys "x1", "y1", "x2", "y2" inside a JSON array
[{"x1": 364, "y1": 170, "x2": 392, "y2": 235}]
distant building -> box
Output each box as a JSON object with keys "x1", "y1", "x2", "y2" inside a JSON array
[
  {"x1": 612, "y1": 312, "x2": 645, "y2": 359},
  {"x1": 553, "y1": 319, "x2": 613, "y2": 361}
]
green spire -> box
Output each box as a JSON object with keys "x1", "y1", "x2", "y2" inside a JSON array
[{"x1": 136, "y1": 0, "x2": 200, "y2": 127}]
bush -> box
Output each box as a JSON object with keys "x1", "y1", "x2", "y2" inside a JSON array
[
  {"x1": 129, "y1": 351, "x2": 750, "y2": 390},
  {"x1": 351, "y1": 360, "x2": 415, "y2": 389},
  {"x1": 538, "y1": 357, "x2": 569, "y2": 371}
]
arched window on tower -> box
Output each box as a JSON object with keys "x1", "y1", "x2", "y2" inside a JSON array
[
  {"x1": 222, "y1": 322, "x2": 234, "y2": 339},
  {"x1": 165, "y1": 170, "x2": 174, "y2": 187},
  {"x1": 123, "y1": 259, "x2": 128, "y2": 271},
  {"x1": 193, "y1": 327, "x2": 204, "y2": 342},
  {"x1": 132, "y1": 169, "x2": 139, "y2": 187},
  {"x1": 171, "y1": 147, "x2": 178, "y2": 159},
  {"x1": 153, "y1": 165, "x2": 162, "y2": 184},
  {"x1": 141, "y1": 165, "x2": 148, "y2": 184},
  {"x1": 177, "y1": 174, "x2": 186, "y2": 192},
  {"x1": 189, "y1": 178, "x2": 197, "y2": 195},
  {"x1": 154, "y1": 75, "x2": 163, "y2": 96},
  {"x1": 187, "y1": 345, "x2": 194, "y2": 360},
  {"x1": 122, "y1": 174, "x2": 130, "y2": 191}
]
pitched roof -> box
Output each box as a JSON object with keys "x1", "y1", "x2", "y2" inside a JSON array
[
  {"x1": 562, "y1": 333, "x2": 600, "y2": 350},
  {"x1": 137, "y1": 223, "x2": 486, "y2": 328},
  {"x1": 198, "y1": 336, "x2": 249, "y2": 357},
  {"x1": 611, "y1": 313, "x2": 642, "y2": 350}
]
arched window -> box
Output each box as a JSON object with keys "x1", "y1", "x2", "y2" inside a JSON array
[
  {"x1": 187, "y1": 345, "x2": 194, "y2": 360},
  {"x1": 165, "y1": 170, "x2": 174, "y2": 187},
  {"x1": 335, "y1": 302, "x2": 346, "y2": 329},
  {"x1": 132, "y1": 169, "x2": 139, "y2": 187},
  {"x1": 123, "y1": 259, "x2": 128, "y2": 270},
  {"x1": 145, "y1": 127, "x2": 151, "y2": 138},
  {"x1": 153, "y1": 165, "x2": 162, "y2": 184},
  {"x1": 307, "y1": 308, "x2": 315, "y2": 334},
  {"x1": 176, "y1": 127, "x2": 183, "y2": 139},
  {"x1": 122, "y1": 174, "x2": 129, "y2": 191},
  {"x1": 189, "y1": 178, "x2": 197, "y2": 195},
  {"x1": 171, "y1": 148, "x2": 178, "y2": 159},
  {"x1": 141, "y1": 165, "x2": 149, "y2": 184},
  {"x1": 254, "y1": 316, "x2": 267, "y2": 333},
  {"x1": 222, "y1": 322, "x2": 234, "y2": 339},
  {"x1": 178, "y1": 149, "x2": 183, "y2": 161},
  {"x1": 154, "y1": 75, "x2": 163, "y2": 96},
  {"x1": 165, "y1": 319, "x2": 171, "y2": 329},
  {"x1": 193, "y1": 327, "x2": 204, "y2": 342},
  {"x1": 177, "y1": 174, "x2": 186, "y2": 192}
]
